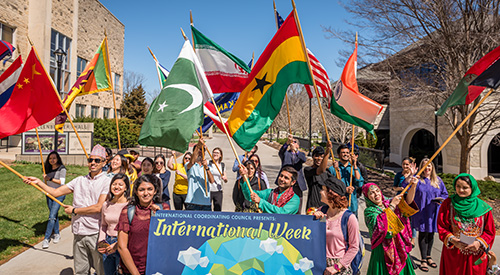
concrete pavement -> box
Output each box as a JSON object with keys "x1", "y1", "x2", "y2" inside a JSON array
[{"x1": 1, "y1": 133, "x2": 498, "y2": 274}]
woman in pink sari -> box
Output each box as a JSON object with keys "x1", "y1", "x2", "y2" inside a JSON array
[{"x1": 363, "y1": 180, "x2": 418, "y2": 275}]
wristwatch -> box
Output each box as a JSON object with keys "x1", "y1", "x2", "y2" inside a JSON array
[{"x1": 72, "y1": 208, "x2": 77, "y2": 215}]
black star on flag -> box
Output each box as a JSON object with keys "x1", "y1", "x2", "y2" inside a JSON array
[{"x1": 252, "y1": 73, "x2": 272, "y2": 94}]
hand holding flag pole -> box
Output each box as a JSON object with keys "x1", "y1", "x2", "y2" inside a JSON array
[
  {"x1": 0, "y1": 160, "x2": 64, "y2": 207},
  {"x1": 348, "y1": 34, "x2": 358, "y2": 207},
  {"x1": 195, "y1": 129, "x2": 223, "y2": 176},
  {"x1": 290, "y1": 0, "x2": 341, "y2": 179}
]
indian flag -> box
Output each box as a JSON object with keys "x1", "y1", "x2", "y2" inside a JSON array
[
  {"x1": 331, "y1": 43, "x2": 382, "y2": 132},
  {"x1": 192, "y1": 26, "x2": 250, "y2": 93},
  {"x1": 228, "y1": 11, "x2": 313, "y2": 151}
]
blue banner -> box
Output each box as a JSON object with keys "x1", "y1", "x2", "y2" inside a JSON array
[
  {"x1": 202, "y1": 92, "x2": 239, "y2": 133},
  {"x1": 146, "y1": 210, "x2": 326, "y2": 274}
]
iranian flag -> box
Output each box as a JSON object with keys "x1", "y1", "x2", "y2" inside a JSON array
[
  {"x1": 331, "y1": 43, "x2": 382, "y2": 132},
  {"x1": 191, "y1": 26, "x2": 251, "y2": 93}
]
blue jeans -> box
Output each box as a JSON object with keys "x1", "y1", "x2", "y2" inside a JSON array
[
  {"x1": 45, "y1": 195, "x2": 66, "y2": 240},
  {"x1": 102, "y1": 235, "x2": 120, "y2": 275},
  {"x1": 185, "y1": 203, "x2": 211, "y2": 211}
]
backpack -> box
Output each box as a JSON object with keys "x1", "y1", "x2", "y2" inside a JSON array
[
  {"x1": 320, "y1": 206, "x2": 364, "y2": 275},
  {"x1": 127, "y1": 203, "x2": 163, "y2": 224},
  {"x1": 340, "y1": 210, "x2": 365, "y2": 275}
]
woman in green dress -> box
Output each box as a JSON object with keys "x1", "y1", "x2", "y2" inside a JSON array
[{"x1": 363, "y1": 179, "x2": 418, "y2": 275}]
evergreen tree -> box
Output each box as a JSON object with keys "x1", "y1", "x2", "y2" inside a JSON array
[{"x1": 120, "y1": 84, "x2": 148, "y2": 125}]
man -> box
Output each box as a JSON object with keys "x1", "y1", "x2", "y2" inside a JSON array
[
  {"x1": 232, "y1": 145, "x2": 258, "y2": 178},
  {"x1": 318, "y1": 143, "x2": 364, "y2": 217},
  {"x1": 304, "y1": 141, "x2": 334, "y2": 210},
  {"x1": 239, "y1": 165, "x2": 299, "y2": 214},
  {"x1": 185, "y1": 138, "x2": 214, "y2": 211},
  {"x1": 278, "y1": 134, "x2": 307, "y2": 214},
  {"x1": 24, "y1": 145, "x2": 110, "y2": 275}
]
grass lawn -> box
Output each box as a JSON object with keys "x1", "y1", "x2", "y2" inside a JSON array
[{"x1": 0, "y1": 163, "x2": 88, "y2": 264}]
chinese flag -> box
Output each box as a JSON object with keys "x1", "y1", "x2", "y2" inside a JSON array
[{"x1": 0, "y1": 48, "x2": 63, "y2": 138}]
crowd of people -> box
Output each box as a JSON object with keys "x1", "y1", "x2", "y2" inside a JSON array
[{"x1": 21, "y1": 135, "x2": 497, "y2": 275}]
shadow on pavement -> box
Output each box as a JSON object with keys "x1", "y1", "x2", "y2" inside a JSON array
[
  {"x1": 31, "y1": 247, "x2": 73, "y2": 260},
  {"x1": 60, "y1": 267, "x2": 74, "y2": 275}
]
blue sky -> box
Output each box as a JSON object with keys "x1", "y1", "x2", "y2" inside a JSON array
[{"x1": 103, "y1": 0, "x2": 356, "y2": 100}]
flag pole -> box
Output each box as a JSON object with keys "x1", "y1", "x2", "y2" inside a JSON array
[
  {"x1": 27, "y1": 37, "x2": 89, "y2": 159},
  {"x1": 35, "y1": 128, "x2": 47, "y2": 183},
  {"x1": 291, "y1": 0, "x2": 341, "y2": 179},
  {"x1": 196, "y1": 130, "x2": 223, "y2": 176},
  {"x1": 148, "y1": 47, "x2": 164, "y2": 89},
  {"x1": 103, "y1": 36, "x2": 121, "y2": 150},
  {"x1": 274, "y1": 0, "x2": 293, "y2": 135},
  {"x1": 348, "y1": 124, "x2": 355, "y2": 207},
  {"x1": 399, "y1": 87, "x2": 495, "y2": 195},
  {"x1": 200, "y1": 126, "x2": 208, "y2": 195},
  {"x1": 190, "y1": 11, "x2": 196, "y2": 51},
  {"x1": 0, "y1": 160, "x2": 65, "y2": 207}
]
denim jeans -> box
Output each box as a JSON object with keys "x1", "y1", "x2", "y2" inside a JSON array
[
  {"x1": 102, "y1": 235, "x2": 120, "y2": 275},
  {"x1": 45, "y1": 195, "x2": 66, "y2": 240}
]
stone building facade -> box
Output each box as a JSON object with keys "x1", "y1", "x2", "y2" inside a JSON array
[{"x1": 0, "y1": 0, "x2": 124, "y2": 121}]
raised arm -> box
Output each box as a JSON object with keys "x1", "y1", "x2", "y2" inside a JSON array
[{"x1": 23, "y1": 176, "x2": 72, "y2": 198}]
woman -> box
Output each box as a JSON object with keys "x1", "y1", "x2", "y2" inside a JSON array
[
  {"x1": 364, "y1": 180, "x2": 418, "y2": 275},
  {"x1": 167, "y1": 152, "x2": 191, "y2": 210},
  {"x1": 232, "y1": 160, "x2": 266, "y2": 212},
  {"x1": 153, "y1": 154, "x2": 171, "y2": 204},
  {"x1": 209, "y1": 147, "x2": 227, "y2": 211},
  {"x1": 98, "y1": 173, "x2": 130, "y2": 275},
  {"x1": 437, "y1": 173, "x2": 495, "y2": 275},
  {"x1": 249, "y1": 154, "x2": 269, "y2": 189},
  {"x1": 116, "y1": 175, "x2": 169, "y2": 275},
  {"x1": 402, "y1": 158, "x2": 448, "y2": 272},
  {"x1": 41, "y1": 151, "x2": 67, "y2": 249},
  {"x1": 140, "y1": 157, "x2": 154, "y2": 176},
  {"x1": 313, "y1": 177, "x2": 360, "y2": 275},
  {"x1": 107, "y1": 154, "x2": 128, "y2": 177}
]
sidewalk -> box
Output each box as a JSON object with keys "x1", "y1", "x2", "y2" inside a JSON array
[{"x1": 0, "y1": 134, "x2": 498, "y2": 274}]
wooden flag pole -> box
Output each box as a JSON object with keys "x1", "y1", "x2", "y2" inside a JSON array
[
  {"x1": 190, "y1": 11, "x2": 196, "y2": 51},
  {"x1": 195, "y1": 130, "x2": 223, "y2": 176},
  {"x1": 0, "y1": 160, "x2": 65, "y2": 207},
  {"x1": 102, "y1": 36, "x2": 121, "y2": 150},
  {"x1": 35, "y1": 128, "x2": 46, "y2": 182},
  {"x1": 399, "y1": 87, "x2": 495, "y2": 195},
  {"x1": 348, "y1": 124, "x2": 355, "y2": 207},
  {"x1": 199, "y1": 126, "x2": 208, "y2": 196},
  {"x1": 27, "y1": 37, "x2": 89, "y2": 159},
  {"x1": 148, "y1": 47, "x2": 164, "y2": 89},
  {"x1": 291, "y1": 0, "x2": 341, "y2": 179}
]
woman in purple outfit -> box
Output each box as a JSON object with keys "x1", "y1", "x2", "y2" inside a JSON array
[{"x1": 402, "y1": 158, "x2": 448, "y2": 272}]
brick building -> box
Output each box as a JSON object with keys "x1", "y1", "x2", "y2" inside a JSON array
[{"x1": 0, "y1": 0, "x2": 124, "y2": 121}]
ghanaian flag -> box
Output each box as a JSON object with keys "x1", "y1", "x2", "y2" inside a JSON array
[
  {"x1": 55, "y1": 37, "x2": 112, "y2": 132},
  {"x1": 228, "y1": 11, "x2": 312, "y2": 151}
]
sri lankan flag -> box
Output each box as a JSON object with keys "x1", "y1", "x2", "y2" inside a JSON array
[
  {"x1": 55, "y1": 37, "x2": 113, "y2": 132},
  {"x1": 228, "y1": 11, "x2": 313, "y2": 151}
]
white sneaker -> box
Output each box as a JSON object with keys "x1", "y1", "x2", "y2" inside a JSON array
[
  {"x1": 42, "y1": 239, "x2": 50, "y2": 249},
  {"x1": 52, "y1": 234, "x2": 61, "y2": 244}
]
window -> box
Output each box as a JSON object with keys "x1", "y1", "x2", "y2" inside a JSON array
[
  {"x1": 103, "y1": 108, "x2": 110, "y2": 119},
  {"x1": 49, "y1": 29, "x2": 71, "y2": 98},
  {"x1": 76, "y1": 57, "x2": 87, "y2": 77},
  {"x1": 114, "y1": 73, "x2": 121, "y2": 94},
  {"x1": 75, "y1": 104, "x2": 85, "y2": 118},
  {"x1": 0, "y1": 23, "x2": 14, "y2": 44},
  {"x1": 116, "y1": 110, "x2": 120, "y2": 119},
  {"x1": 91, "y1": 106, "x2": 99, "y2": 118}
]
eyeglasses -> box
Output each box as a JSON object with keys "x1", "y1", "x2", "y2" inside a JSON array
[
  {"x1": 87, "y1": 158, "x2": 103, "y2": 164},
  {"x1": 155, "y1": 161, "x2": 164, "y2": 165}
]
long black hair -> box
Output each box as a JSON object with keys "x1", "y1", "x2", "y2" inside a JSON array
[
  {"x1": 109, "y1": 173, "x2": 131, "y2": 200},
  {"x1": 130, "y1": 174, "x2": 162, "y2": 206},
  {"x1": 153, "y1": 154, "x2": 166, "y2": 173},
  {"x1": 44, "y1": 151, "x2": 63, "y2": 173}
]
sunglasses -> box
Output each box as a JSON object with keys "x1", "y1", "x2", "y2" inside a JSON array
[
  {"x1": 293, "y1": 140, "x2": 298, "y2": 144},
  {"x1": 87, "y1": 158, "x2": 103, "y2": 164},
  {"x1": 155, "y1": 161, "x2": 164, "y2": 165}
]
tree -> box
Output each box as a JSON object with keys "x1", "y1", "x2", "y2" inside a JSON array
[
  {"x1": 325, "y1": 0, "x2": 500, "y2": 173},
  {"x1": 120, "y1": 84, "x2": 148, "y2": 125}
]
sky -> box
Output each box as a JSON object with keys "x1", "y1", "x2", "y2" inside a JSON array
[{"x1": 102, "y1": 0, "x2": 357, "y2": 101}]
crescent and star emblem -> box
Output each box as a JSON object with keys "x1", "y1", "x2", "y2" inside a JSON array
[{"x1": 162, "y1": 83, "x2": 203, "y2": 115}]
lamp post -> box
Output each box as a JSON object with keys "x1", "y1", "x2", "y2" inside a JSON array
[{"x1": 53, "y1": 48, "x2": 67, "y2": 152}]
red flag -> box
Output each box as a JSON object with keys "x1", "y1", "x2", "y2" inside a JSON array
[{"x1": 0, "y1": 48, "x2": 63, "y2": 138}]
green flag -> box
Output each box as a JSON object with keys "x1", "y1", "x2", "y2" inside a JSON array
[{"x1": 139, "y1": 40, "x2": 213, "y2": 152}]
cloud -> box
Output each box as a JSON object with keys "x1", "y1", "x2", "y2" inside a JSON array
[
  {"x1": 293, "y1": 257, "x2": 314, "y2": 272},
  {"x1": 259, "y1": 238, "x2": 284, "y2": 255},
  {"x1": 177, "y1": 246, "x2": 210, "y2": 270}
]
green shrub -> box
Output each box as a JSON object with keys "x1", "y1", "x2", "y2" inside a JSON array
[
  {"x1": 438, "y1": 173, "x2": 500, "y2": 200},
  {"x1": 74, "y1": 117, "x2": 141, "y2": 148}
]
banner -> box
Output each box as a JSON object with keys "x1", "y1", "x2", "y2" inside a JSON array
[{"x1": 146, "y1": 210, "x2": 326, "y2": 275}]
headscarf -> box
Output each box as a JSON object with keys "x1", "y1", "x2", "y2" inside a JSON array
[{"x1": 451, "y1": 173, "x2": 492, "y2": 219}]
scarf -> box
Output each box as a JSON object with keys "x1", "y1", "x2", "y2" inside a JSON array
[
  {"x1": 270, "y1": 187, "x2": 295, "y2": 207},
  {"x1": 451, "y1": 173, "x2": 492, "y2": 220}
]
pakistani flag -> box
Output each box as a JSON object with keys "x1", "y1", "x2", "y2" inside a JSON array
[{"x1": 139, "y1": 40, "x2": 214, "y2": 152}]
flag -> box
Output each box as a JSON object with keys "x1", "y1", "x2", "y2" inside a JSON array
[
  {"x1": 331, "y1": 43, "x2": 383, "y2": 132},
  {"x1": 0, "y1": 40, "x2": 15, "y2": 64},
  {"x1": 156, "y1": 61, "x2": 170, "y2": 88},
  {"x1": 202, "y1": 92, "x2": 239, "y2": 134},
  {"x1": 436, "y1": 45, "x2": 500, "y2": 116},
  {"x1": 138, "y1": 40, "x2": 214, "y2": 152},
  {"x1": 192, "y1": 26, "x2": 251, "y2": 93},
  {"x1": 228, "y1": 11, "x2": 313, "y2": 151},
  {"x1": 55, "y1": 37, "x2": 113, "y2": 132},
  {"x1": 0, "y1": 56, "x2": 22, "y2": 110},
  {"x1": 0, "y1": 48, "x2": 63, "y2": 139},
  {"x1": 275, "y1": 8, "x2": 331, "y2": 101},
  {"x1": 304, "y1": 48, "x2": 332, "y2": 101}
]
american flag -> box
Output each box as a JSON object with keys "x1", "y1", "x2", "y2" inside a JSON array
[{"x1": 275, "y1": 9, "x2": 332, "y2": 102}]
